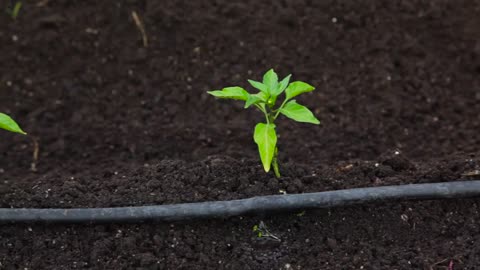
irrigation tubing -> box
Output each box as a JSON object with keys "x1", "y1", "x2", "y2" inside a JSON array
[{"x1": 1, "y1": 180, "x2": 480, "y2": 223}]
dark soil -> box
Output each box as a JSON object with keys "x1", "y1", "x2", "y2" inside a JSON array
[{"x1": 1, "y1": 0, "x2": 480, "y2": 269}]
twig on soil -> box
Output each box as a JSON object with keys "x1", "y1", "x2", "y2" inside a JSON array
[
  {"x1": 461, "y1": 170, "x2": 480, "y2": 176},
  {"x1": 131, "y1": 11, "x2": 148, "y2": 47},
  {"x1": 429, "y1": 258, "x2": 448, "y2": 270},
  {"x1": 30, "y1": 136, "x2": 39, "y2": 172},
  {"x1": 430, "y1": 257, "x2": 460, "y2": 270}
]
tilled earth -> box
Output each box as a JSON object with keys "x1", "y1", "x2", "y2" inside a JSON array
[{"x1": 1, "y1": 0, "x2": 480, "y2": 269}]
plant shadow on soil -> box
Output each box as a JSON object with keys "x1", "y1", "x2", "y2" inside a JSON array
[{"x1": 1, "y1": 0, "x2": 480, "y2": 269}]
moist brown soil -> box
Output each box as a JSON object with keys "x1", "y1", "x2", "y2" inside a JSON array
[{"x1": 1, "y1": 0, "x2": 480, "y2": 269}]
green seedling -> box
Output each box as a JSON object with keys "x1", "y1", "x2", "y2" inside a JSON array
[
  {"x1": 208, "y1": 69, "x2": 320, "y2": 178},
  {"x1": 6, "y1": 1, "x2": 22, "y2": 20},
  {"x1": 0, "y1": 113, "x2": 26, "y2": 135},
  {"x1": 253, "y1": 221, "x2": 280, "y2": 241},
  {"x1": 296, "y1": 210, "x2": 306, "y2": 217}
]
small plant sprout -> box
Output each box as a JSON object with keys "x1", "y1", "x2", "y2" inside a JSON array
[
  {"x1": 0, "y1": 113, "x2": 26, "y2": 135},
  {"x1": 6, "y1": 1, "x2": 22, "y2": 20},
  {"x1": 296, "y1": 210, "x2": 306, "y2": 217},
  {"x1": 252, "y1": 221, "x2": 280, "y2": 241},
  {"x1": 208, "y1": 69, "x2": 320, "y2": 178}
]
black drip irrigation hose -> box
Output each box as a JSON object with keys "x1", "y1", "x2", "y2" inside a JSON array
[{"x1": 1, "y1": 181, "x2": 480, "y2": 223}]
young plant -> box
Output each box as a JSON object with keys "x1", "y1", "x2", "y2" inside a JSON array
[
  {"x1": 6, "y1": 1, "x2": 22, "y2": 20},
  {"x1": 252, "y1": 221, "x2": 280, "y2": 241},
  {"x1": 208, "y1": 69, "x2": 320, "y2": 178},
  {"x1": 0, "y1": 112, "x2": 26, "y2": 135}
]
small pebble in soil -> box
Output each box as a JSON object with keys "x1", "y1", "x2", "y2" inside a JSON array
[{"x1": 85, "y1": 28, "x2": 99, "y2": 34}]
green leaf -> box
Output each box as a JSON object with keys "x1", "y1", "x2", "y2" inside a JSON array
[
  {"x1": 0, "y1": 113, "x2": 27, "y2": 135},
  {"x1": 244, "y1": 95, "x2": 261, "y2": 108},
  {"x1": 244, "y1": 92, "x2": 268, "y2": 108},
  {"x1": 11, "y1": 2, "x2": 22, "y2": 19},
  {"x1": 248, "y1": 80, "x2": 268, "y2": 93},
  {"x1": 244, "y1": 95, "x2": 260, "y2": 108},
  {"x1": 285, "y1": 81, "x2": 315, "y2": 100},
  {"x1": 279, "y1": 100, "x2": 320, "y2": 124},
  {"x1": 272, "y1": 74, "x2": 291, "y2": 96},
  {"x1": 254, "y1": 123, "x2": 277, "y2": 172},
  {"x1": 255, "y1": 91, "x2": 268, "y2": 101},
  {"x1": 262, "y1": 69, "x2": 278, "y2": 94},
  {"x1": 207, "y1": 87, "x2": 249, "y2": 101}
]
